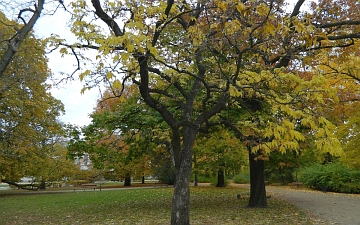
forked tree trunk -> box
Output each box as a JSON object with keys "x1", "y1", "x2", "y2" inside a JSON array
[
  {"x1": 171, "y1": 127, "x2": 196, "y2": 225},
  {"x1": 248, "y1": 150, "x2": 267, "y2": 207}
]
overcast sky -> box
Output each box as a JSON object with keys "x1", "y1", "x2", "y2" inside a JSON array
[
  {"x1": 32, "y1": 1, "x2": 299, "y2": 127},
  {"x1": 34, "y1": 8, "x2": 100, "y2": 127}
]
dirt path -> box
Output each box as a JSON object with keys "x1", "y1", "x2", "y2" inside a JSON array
[{"x1": 232, "y1": 184, "x2": 360, "y2": 225}]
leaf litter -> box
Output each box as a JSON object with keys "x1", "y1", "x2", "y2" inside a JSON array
[{"x1": 1, "y1": 186, "x2": 318, "y2": 224}]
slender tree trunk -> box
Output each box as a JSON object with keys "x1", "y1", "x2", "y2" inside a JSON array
[
  {"x1": 171, "y1": 127, "x2": 196, "y2": 225},
  {"x1": 216, "y1": 169, "x2": 226, "y2": 187},
  {"x1": 124, "y1": 173, "x2": 131, "y2": 186},
  {"x1": 248, "y1": 150, "x2": 267, "y2": 208},
  {"x1": 193, "y1": 153, "x2": 198, "y2": 186},
  {"x1": 194, "y1": 171, "x2": 198, "y2": 187},
  {"x1": 39, "y1": 181, "x2": 46, "y2": 190}
]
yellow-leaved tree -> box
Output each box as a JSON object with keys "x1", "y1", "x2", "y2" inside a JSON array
[
  {"x1": 317, "y1": 41, "x2": 360, "y2": 169},
  {"x1": 50, "y1": 0, "x2": 360, "y2": 223},
  {"x1": 0, "y1": 11, "x2": 72, "y2": 189}
]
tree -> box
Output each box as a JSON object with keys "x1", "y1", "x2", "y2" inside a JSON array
[
  {"x1": 52, "y1": 0, "x2": 360, "y2": 223},
  {"x1": 0, "y1": 11, "x2": 67, "y2": 189},
  {"x1": 67, "y1": 85, "x2": 165, "y2": 185},
  {"x1": 193, "y1": 127, "x2": 247, "y2": 187},
  {"x1": 314, "y1": 37, "x2": 360, "y2": 169},
  {"x1": 0, "y1": 0, "x2": 44, "y2": 76}
]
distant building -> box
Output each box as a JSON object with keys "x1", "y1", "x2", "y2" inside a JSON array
[{"x1": 74, "y1": 153, "x2": 92, "y2": 170}]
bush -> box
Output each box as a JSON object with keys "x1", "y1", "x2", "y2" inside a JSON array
[
  {"x1": 197, "y1": 175, "x2": 215, "y2": 183},
  {"x1": 192, "y1": 174, "x2": 229, "y2": 186},
  {"x1": 232, "y1": 173, "x2": 250, "y2": 184},
  {"x1": 299, "y1": 163, "x2": 360, "y2": 193}
]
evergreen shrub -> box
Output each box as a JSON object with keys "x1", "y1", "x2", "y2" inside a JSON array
[
  {"x1": 232, "y1": 173, "x2": 250, "y2": 184},
  {"x1": 299, "y1": 163, "x2": 360, "y2": 193}
]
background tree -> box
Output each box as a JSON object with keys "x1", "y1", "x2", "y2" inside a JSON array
[
  {"x1": 0, "y1": 11, "x2": 68, "y2": 188},
  {"x1": 193, "y1": 127, "x2": 247, "y2": 187},
  {"x1": 51, "y1": 0, "x2": 360, "y2": 223},
  {"x1": 317, "y1": 42, "x2": 360, "y2": 169},
  {"x1": 67, "y1": 85, "x2": 167, "y2": 185}
]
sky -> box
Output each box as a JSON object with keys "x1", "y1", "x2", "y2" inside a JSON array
[
  {"x1": 34, "y1": 7, "x2": 100, "y2": 127},
  {"x1": 31, "y1": 1, "x2": 299, "y2": 127}
]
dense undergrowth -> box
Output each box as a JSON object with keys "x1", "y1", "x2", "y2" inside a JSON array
[{"x1": 299, "y1": 163, "x2": 360, "y2": 193}]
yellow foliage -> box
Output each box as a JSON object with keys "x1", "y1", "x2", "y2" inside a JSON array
[
  {"x1": 112, "y1": 79, "x2": 122, "y2": 90},
  {"x1": 256, "y1": 3, "x2": 270, "y2": 16}
]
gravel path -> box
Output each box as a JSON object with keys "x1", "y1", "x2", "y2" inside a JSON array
[{"x1": 232, "y1": 184, "x2": 360, "y2": 225}]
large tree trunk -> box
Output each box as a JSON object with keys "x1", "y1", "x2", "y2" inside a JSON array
[
  {"x1": 171, "y1": 127, "x2": 196, "y2": 225},
  {"x1": 216, "y1": 169, "x2": 226, "y2": 187},
  {"x1": 248, "y1": 150, "x2": 267, "y2": 208}
]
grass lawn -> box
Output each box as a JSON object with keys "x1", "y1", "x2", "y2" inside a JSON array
[{"x1": 0, "y1": 186, "x2": 314, "y2": 225}]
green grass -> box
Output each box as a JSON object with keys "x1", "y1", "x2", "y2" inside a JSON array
[{"x1": 0, "y1": 186, "x2": 314, "y2": 225}]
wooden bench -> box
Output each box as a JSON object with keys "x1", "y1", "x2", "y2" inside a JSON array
[
  {"x1": 288, "y1": 182, "x2": 303, "y2": 189},
  {"x1": 73, "y1": 184, "x2": 97, "y2": 191}
]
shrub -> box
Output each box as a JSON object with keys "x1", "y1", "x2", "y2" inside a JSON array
[
  {"x1": 298, "y1": 163, "x2": 360, "y2": 193},
  {"x1": 232, "y1": 173, "x2": 250, "y2": 184},
  {"x1": 191, "y1": 174, "x2": 229, "y2": 186},
  {"x1": 196, "y1": 175, "x2": 216, "y2": 183}
]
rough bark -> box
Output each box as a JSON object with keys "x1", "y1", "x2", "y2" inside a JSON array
[
  {"x1": 171, "y1": 127, "x2": 196, "y2": 225},
  {"x1": 248, "y1": 150, "x2": 267, "y2": 208}
]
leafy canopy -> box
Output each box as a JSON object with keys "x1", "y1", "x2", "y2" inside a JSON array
[{"x1": 0, "y1": 11, "x2": 67, "y2": 183}]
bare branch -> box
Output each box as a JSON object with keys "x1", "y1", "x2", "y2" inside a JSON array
[{"x1": 91, "y1": 0, "x2": 124, "y2": 36}]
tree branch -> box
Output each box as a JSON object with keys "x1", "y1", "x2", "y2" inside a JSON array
[
  {"x1": 315, "y1": 20, "x2": 360, "y2": 29},
  {"x1": 0, "y1": 0, "x2": 44, "y2": 77},
  {"x1": 290, "y1": 0, "x2": 305, "y2": 18},
  {"x1": 91, "y1": 0, "x2": 124, "y2": 36}
]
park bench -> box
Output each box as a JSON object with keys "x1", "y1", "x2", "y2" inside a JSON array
[
  {"x1": 288, "y1": 182, "x2": 303, "y2": 189},
  {"x1": 73, "y1": 183, "x2": 97, "y2": 191}
]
